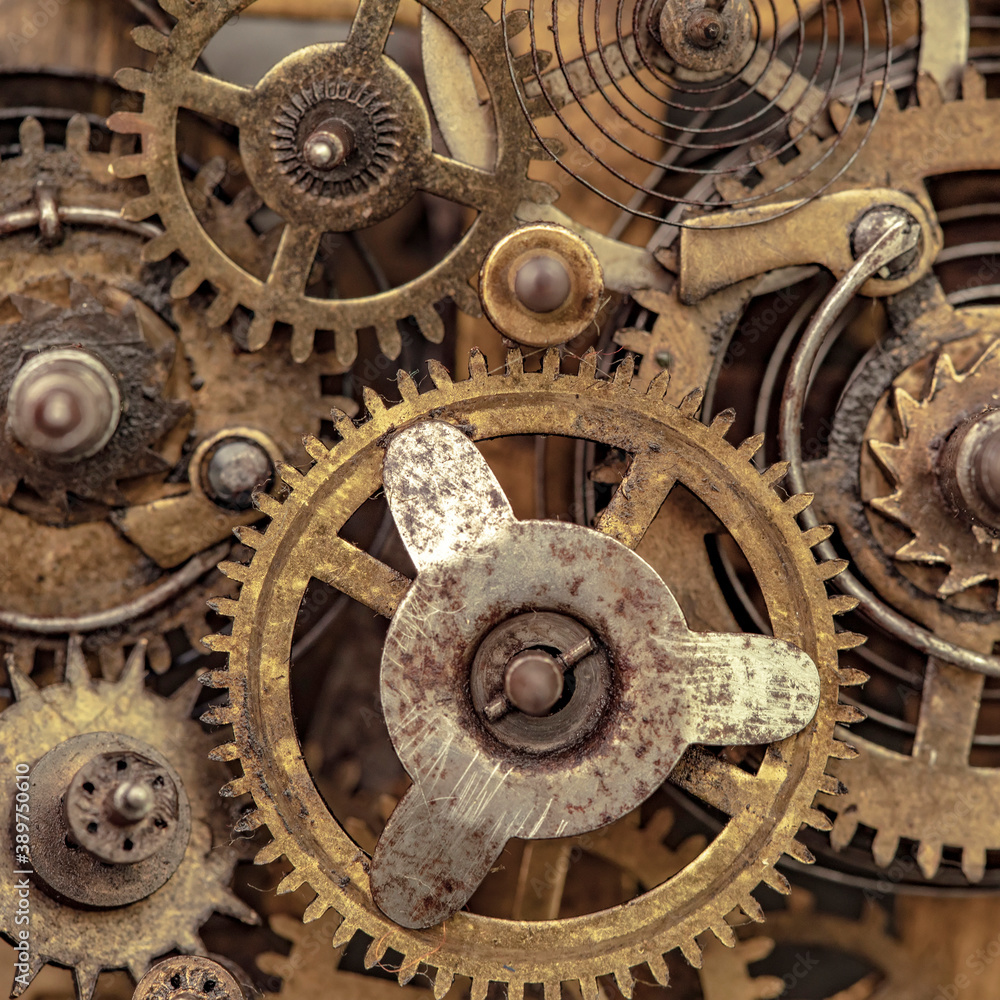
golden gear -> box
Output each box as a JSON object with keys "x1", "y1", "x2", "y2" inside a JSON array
[
  {"x1": 108, "y1": 0, "x2": 555, "y2": 365},
  {"x1": 0, "y1": 638, "x2": 258, "y2": 1000},
  {"x1": 865, "y1": 340, "x2": 1000, "y2": 607},
  {"x1": 0, "y1": 115, "x2": 334, "y2": 679},
  {"x1": 201, "y1": 349, "x2": 861, "y2": 1000}
]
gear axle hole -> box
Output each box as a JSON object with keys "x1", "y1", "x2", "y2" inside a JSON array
[
  {"x1": 116, "y1": 759, "x2": 128, "y2": 771},
  {"x1": 123, "y1": 838, "x2": 134, "y2": 852},
  {"x1": 87, "y1": 822, "x2": 98, "y2": 834},
  {"x1": 82, "y1": 781, "x2": 95, "y2": 793}
]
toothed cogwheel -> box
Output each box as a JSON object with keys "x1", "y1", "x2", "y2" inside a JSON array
[
  {"x1": 0, "y1": 638, "x2": 258, "y2": 1000},
  {"x1": 109, "y1": 0, "x2": 554, "y2": 365},
  {"x1": 202, "y1": 349, "x2": 861, "y2": 1000},
  {"x1": 0, "y1": 115, "x2": 333, "y2": 680}
]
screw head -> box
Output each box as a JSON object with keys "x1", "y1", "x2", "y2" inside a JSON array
[
  {"x1": 513, "y1": 253, "x2": 573, "y2": 314},
  {"x1": 685, "y1": 9, "x2": 726, "y2": 48},
  {"x1": 204, "y1": 437, "x2": 274, "y2": 510},
  {"x1": 302, "y1": 121, "x2": 355, "y2": 171},
  {"x1": 503, "y1": 649, "x2": 565, "y2": 716},
  {"x1": 7, "y1": 348, "x2": 121, "y2": 460}
]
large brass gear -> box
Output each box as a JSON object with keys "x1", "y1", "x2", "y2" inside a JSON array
[
  {"x1": 0, "y1": 638, "x2": 258, "y2": 1000},
  {"x1": 201, "y1": 349, "x2": 861, "y2": 1000},
  {"x1": 108, "y1": 0, "x2": 554, "y2": 365},
  {"x1": 0, "y1": 114, "x2": 334, "y2": 679}
]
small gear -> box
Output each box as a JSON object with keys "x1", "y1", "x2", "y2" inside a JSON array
[
  {"x1": 0, "y1": 115, "x2": 333, "y2": 679},
  {"x1": 109, "y1": 0, "x2": 554, "y2": 364},
  {"x1": 865, "y1": 341, "x2": 1000, "y2": 606},
  {"x1": 0, "y1": 638, "x2": 258, "y2": 1000},
  {"x1": 202, "y1": 349, "x2": 861, "y2": 1000}
]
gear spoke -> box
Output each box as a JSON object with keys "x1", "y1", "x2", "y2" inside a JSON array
[
  {"x1": 346, "y1": 0, "x2": 402, "y2": 64},
  {"x1": 912, "y1": 658, "x2": 985, "y2": 768},
  {"x1": 311, "y1": 534, "x2": 411, "y2": 618},
  {"x1": 174, "y1": 70, "x2": 252, "y2": 126},
  {"x1": 669, "y1": 746, "x2": 756, "y2": 818},
  {"x1": 267, "y1": 223, "x2": 323, "y2": 296},
  {"x1": 594, "y1": 450, "x2": 677, "y2": 550},
  {"x1": 420, "y1": 154, "x2": 497, "y2": 210}
]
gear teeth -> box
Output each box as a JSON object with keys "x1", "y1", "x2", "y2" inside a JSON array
[
  {"x1": 503, "y1": 8, "x2": 530, "y2": 36},
  {"x1": 301, "y1": 897, "x2": 328, "y2": 923},
  {"x1": 828, "y1": 739, "x2": 859, "y2": 761},
  {"x1": 542, "y1": 980, "x2": 561, "y2": 1000},
  {"x1": 330, "y1": 919, "x2": 357, "y2": 950},
  {"x1": 73, "y1": 964, "x2": 102, "y2": 1000},
  {"x1": 963, "y1": 845, "x2": 987, "y2": 883},
  {"x1": 247, "y1": 313, "x2": 276, "y2": 351},
  {"x1": 64, "y1": 635, "x2": 90, "y2": 686},
  {"x1": 375, "y1": 322, "x2": 403, "y2": 359},
  {"x1": 817, "y1": 774, "x2": 846, "y2": 797},
  {"x1": 829, "y1": 100, "x2": 853, "y2": 132},
  {"x1": 760, "y1": 867, "x2": 790, "y2": 895},
  {"x1": 131, "y1": 23, "x2": 169, "y2": 53},
  {"x1": 836, "y1": 630, "x2": 866, "y2": 651},
  {"x1": 817, "y1": 558, "x2": 849, "y2": 581},
  {"x1": 207, "y1": 597, "x2": 241, "y2": 618},
  {"x1": 678, "y1": 386, "x2": 704, "y2": 417},
  {"x1": 740, "y1": 896, "x2": 766, "y2": 923},
  {"x1": 836, "y1": 703, "x2": 865, "y2": 724},
  {"x1": 715, "y1": 175, "x2": 749, "y2": 202},
  {"x1": 205, "y1": 291, "x2": 238, "y2": 328},
  {"x1": 611, "y1": 354, "x2": 635, "y2": 390},
  {"x1": 65, "y1": 114, "x2": 91, "y2": 153},
  {"x1": 784, "y1": 839, "x2": 815, "y2": 865},
  {"x1": 710, "y1": 408, "x2": 736, "y2": 437},
  {"x1": 301, "y1": 434, "x2": 328, "y2": 462},
  {"x1": 276, "y1": 872, "x2": 305, "y2": 895},
  {"x1": 329, "y1": 407, "x2": 358, "y2": 441},
  {"x1": 122, "y1": 193, "x2": 160, "y2": 222},
  {"x1": 255, "y1": 840, "x2": 284, "y2": 865},
  {"x1": 505, "y1": 349, "x2": 525, "y2": 376},
  {"x1": 148, "y1": 634, "x2": 173, "y2": 674},
  {"x1": 802, "y1": 524, "x2": 834, "y2": 548},
  {"x1": 334, "y1": 329, "x2": 359, "y2": 368},
  {"x1": 7, "y1": 659, "x2": 38, "y2": 702},
  {"x1": 17, "y1": 116, "x2": 45, "y2": 154},
  {"x1": 542, "y1": 348, "x2": 561, "y2": 378},
  {"x1": 761, "y1": 460, "x2": 789, "y2": 487},
  {"x1": 291, "y1": 325, "x2": 316, "y2": 362},
  {"x1": 194, "y1": 156, "x2": 228, "y2": 196},
  {"x1": 837, "y1": 667, "x2": 869, "y2": 687},
  {"x1": 870, "y1": 80, "x2": 901, "y2": 113},
  {"x1": 216, "y1": 560, "x2": 251, "y2": 585},
  {"x1": 783, "y1": 492, "x2": 814, "y2": 517},
  {"x1": 614, "y1": 967, "x2": 634, "y2": 998},
  {"x1": 121, "y1": 640, "x2": 148, "y2": 687},
  {"x1": 232, "y1": 524, "x2": 264, "y2": 548},
  {"x1": 433, "y1": 970, "x2": 455, "y2": 999},
  {"x1": 208, "y1": 740, "x2": 241, "y2": 763},
  {"x1": 871, "y1": 829, "x2": 900, "y2": 868},
  {"x1": 963, "y1": 65, "x2": 987, "y2": 102},
  {"x1": 114, "y1": 66, "x2": 154, "y2": 95},
  {"x1": 737, "y1": 433, "x2": 765, "y2": 463},
  {"x1": 679, "y1": 938, "x2": 703, "y2": 968},
  {"x1": 428, "y1": 359, "x2": 454, "y2": 389},
  {"x1": 276, "y1": 461, "x2": 306, "y2": 490},
  {"x1": 234, "y1": 809, "x2": 263, "y2": 834},
  {"x1": 828, "y1": 594, "x2": 859, "y2": 616},
  {"x1": 916, "y1": 840, "x2": 943, "y2": 879},
  {"x1": 830, "y1": 811, "x2": 859, "y2": 850},
  {"x1": 646, "y1": 369, "x2": 671, "y2": 400},
  {"x1": 141, "y1": 230, "x2": 180, "y2": 262},
  {"x1": 468, "y1": 348, "x2": 490, "y2": 380},
  {"x1": 363, "y1": 938, "x2": 385, "y2": 970},
  {"x1": 220, "y1": 774, "x2": 251, "y2": 798},
  {"x1": 415, "y1": 306, "x2": 445, "y2": 344},
  {"x1": 578, "y1": 349, "x2": 598, "y2": 381},
  {"x1": 200, "y1": 704, "x2": 233, "y2": 727},
  {"x1": 646, "y1": 954, "x2": 670, "y2": 985},
  {"x1": 170, "y1": 265, "x2": 205, "y2": 299},
  {"x1": 916, "y1": 71, "x2": 945, "y2": 107},
  {"x1": 452, "y1": 282, "x2": 482, "y2": 317},
  {"x1": 710, "y1": 921, "x2": 736, "y2": 947}
]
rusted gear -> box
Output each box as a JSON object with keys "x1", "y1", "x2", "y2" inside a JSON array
[
  {"x1": 203, "y1": 349, "x2": 861, "y2": 1000},
  {"x1": 0, "y1": 637, "x2": 258, "y2": 1000},
  {"x1": 865, "y1": 341, "x2": 1000, "y2": 606},
  {"x1": 108, "y1": 0, "x2": 554, "y2": 365},
  {"x1": 0, "y1": 115, "x2": 332, "y2": 679}
]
